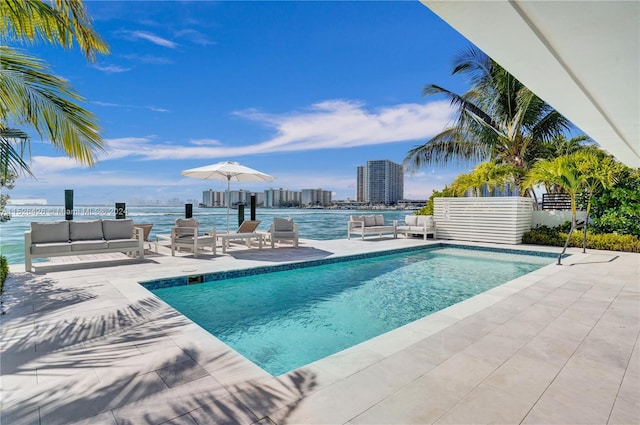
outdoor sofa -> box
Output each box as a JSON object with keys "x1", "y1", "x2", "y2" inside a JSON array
[
  {"x1": 397, "y1": 215, "x2": 437, "y2": 240},
  {"x1": 24, "y1": 219, "x2": 144, "y2": 272},
  {"x1": 347, "y1": 214, "x2": 397, "y2": 240}
]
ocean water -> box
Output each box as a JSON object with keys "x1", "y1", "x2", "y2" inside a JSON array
[
  {"x1": 0, "y1": 206, "x2": 410, "y2": 265},
  {"x1": 151, "y1": 246, "x2": 554, "y2": 375}
]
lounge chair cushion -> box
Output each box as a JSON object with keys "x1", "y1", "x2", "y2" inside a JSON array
[
  {"x1": 364, "y1": 216, "x2": 377, "y2": 227},
  {"x1": 70, "y1": 220, "x2": 104, "y2": 241},
  {"x1": 374, "y1": 215, "x2": 384, "y2": 226},
  {"x1": 405, "y1": 215, "x2": 417, "y2": 226},
  {"x1": 102, "y1": 219, "x2": 134, "y2": 240},
  {"x1": 30, "y1": 221, "x2": 70, "y2": 243},
  {"x1": 274, "y1": 217, "x2": 294, "y2": 232},
  {"x1": 237, "y1": 220, "x2": 260, "y2": 233}
]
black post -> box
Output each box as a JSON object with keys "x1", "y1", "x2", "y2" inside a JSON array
[
  {"x1": 250, "y1": 195, "x2": 256, "y2": 221},
  {"x1": 185, "y1": 203, "x2": 193, "y2": 218},
  {"x1": 64, "y1": 189, "x2": 74, "y2": 220},
  {"x1": 237, "y1": 203, "x2": 245, "y2": 227},
  {"x1": 115, "y1": 203, "x2": 126, "y2": 219}
]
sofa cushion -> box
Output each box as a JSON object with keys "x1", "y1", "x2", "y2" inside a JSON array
[
  {"x1": 405, "y1": 215, "x2": 417, "y2": 226},
  {"x1": 364, "y1": 216, "x2": 377, "y2": 227},
  {"x1": 102, "y1": 219, "x2": 134, "y2": 240},
  {"x1": 69, "y1": 220, "x2": 104, "y2": 241},
  {"x1": 374, "y1": 215, "x2": 385, "y2": 226},
  {"x1": 273, "y1": 217, "x2": 294, "y2": 232},
  {"x1": 350, "y1": 215, "x2": 364, "y2": 227},
  {"x1": 107, "y1": 239, "x2": 140, "y2": 249},
  {"x1": 417, "y1": 215, "x2": 434, "y2": 227},
  {"x1": 70, "y1": 240, "x2": 108, "y2": 251},
  {"x1": 31, "y1": 242, "x2": 72, "y2": 255},
  {"x1": 30, "y1": 221, "x2": 70, "y2": 243}
]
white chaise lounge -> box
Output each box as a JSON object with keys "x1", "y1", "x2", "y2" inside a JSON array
[
  {"x1": 347, "y1": 214, "x2": 397, "y2": 240},
  {"x1": 397, "y1": 215, "x2": 437, "y2": 240},
  {"x1": 24, "y1": 219, "x2": 144, "y2": 272}
]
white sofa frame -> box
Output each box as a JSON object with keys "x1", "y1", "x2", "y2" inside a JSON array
[
  {"x1": 347, "y1": 215, "x2": 397, "y2": 240},
  {"x1": 24, "y1": 220, "x2": 144, "y2": 272},
  {"x1": 397, "y1": 215, "x2": 437, "y2": 240}
]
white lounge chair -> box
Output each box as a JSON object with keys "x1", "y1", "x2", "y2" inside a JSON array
[
  {"x1": 268, "y1": 217, "x2": 299, "y2": 248},
  {"x1": 217, "y1": 220, "x2": 264, "y2": 253},
  {"x1": 171, "y1": 218, "x2": 217, "y2": 257}
]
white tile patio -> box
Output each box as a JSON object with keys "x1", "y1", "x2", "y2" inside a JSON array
[{"x1": 1, "y1": 237, "x2": 638, "y2": 424}]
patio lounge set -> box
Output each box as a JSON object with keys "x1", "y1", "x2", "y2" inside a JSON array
[{"x1": 24, "y1": 214, "x2": 435, "y2": 272}]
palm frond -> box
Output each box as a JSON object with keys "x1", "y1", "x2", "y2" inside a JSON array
[
  {"x1": 0, "y1": 46, "x2": 104, "y2": 166},
  {"x1": 404, "y1": 128, "x2": 490, "y2": 172},
  {"x1": 0, "y1": 0, "x2": 109, "y2": 61}
]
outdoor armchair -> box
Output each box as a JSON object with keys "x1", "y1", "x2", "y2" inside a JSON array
[
  {"x1": 170, "y1": 218, "x2": 217, "y2": 257},
  {"x1": 268, "y1": 217, "x2": 299, "y2": 248}
]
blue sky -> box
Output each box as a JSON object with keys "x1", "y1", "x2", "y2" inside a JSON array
[{"x1": 11, "y1": 0, "x2": 477, "y2": 205}]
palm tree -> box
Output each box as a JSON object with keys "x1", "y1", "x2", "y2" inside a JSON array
[
  {"x1": 524, "y1": 155, "x2": 583, "y2": 264},
  {"x1": 450, "y1": 161, "x2": 520, "y2": 197},
  {"x1": 573, "y1": 151, "x2": 621, "y2": 252},
  {"x1": 0, "y1": 0, "x2": 109, "y2": 177},
  {"x1": 524, "y1": 152, "x2": 621, "y2": 262},
  {"x1": 404, "y1": 46, "x2": 573, "y2": 201}
]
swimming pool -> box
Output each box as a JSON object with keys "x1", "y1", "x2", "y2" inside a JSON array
[{"x1": 146, "y1": 245, "x2": 555, "y2": 376}]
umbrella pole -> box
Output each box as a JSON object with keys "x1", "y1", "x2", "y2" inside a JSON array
[{"x1": 226, "y1": 177, "x2": 230, "y2": 233}]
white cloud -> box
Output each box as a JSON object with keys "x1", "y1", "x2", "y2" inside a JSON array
[
  {"x1": 122, "y1": 30, "x2": 178, "y2": 48},
  {"x1": 29, "y1": 156, "x2": 88, "y2": 173},
  {"x1": 146, "y1": 106, "x2": 170, "y2": 113},
  {"x1": 122, "y1": 54, "x2": 173, "y2": 65},
  {"x1": 93, "y1": 64, "x2": 131, "y2": 73},
  {"x1": 95, "y1": 99, "x2": 454, "y2": 161},
  {"x1": 92, "y1": 101, "x2": 169, "y2": 113},
  {"x1": 175, "y1": 29, "x2": 216, "y2": 46},
  {"x1": 189, "y1": 139, "x2": 223, "y2": 146}
]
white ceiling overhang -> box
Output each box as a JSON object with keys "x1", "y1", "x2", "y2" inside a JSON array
[{"x1": 422, "y1": 0, "x2": 640, "y2": 168}]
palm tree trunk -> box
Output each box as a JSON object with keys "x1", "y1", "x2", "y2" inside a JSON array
[
  {"x1": 558, "y1": 223, "x2": 575, "y2": 265},
  {"x1": 582, "y1": 195, "x2": 593, "y2": 254}
]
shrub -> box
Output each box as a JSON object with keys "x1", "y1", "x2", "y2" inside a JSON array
[
  {"x1": 0, "y1": 255, "x2": 8, "y2": 293},
  {"x1": 589, "y1": 167, "x2": 640, "y2": 236},
  {"x1": 523, "y1": 228, "x2": 640, "y2": 252}
]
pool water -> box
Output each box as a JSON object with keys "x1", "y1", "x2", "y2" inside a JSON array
[{"x1": 150, "y1": 247, "x2": 553, "y2": 376}]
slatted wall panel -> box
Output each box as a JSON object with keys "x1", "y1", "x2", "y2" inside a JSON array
[{"x1": 433, "y1": 197, "x2": 533, "y2": 244}]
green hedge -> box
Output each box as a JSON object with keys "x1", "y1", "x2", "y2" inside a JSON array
[
  {"x1": 0, "y1": 255, "x2": 8, "y2": 293},
  {"x1": 523, "y1": 227, "x2": 640, "y2": 253}
]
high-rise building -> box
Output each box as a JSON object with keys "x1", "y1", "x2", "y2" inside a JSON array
[
  {"x1": 301, "y1": 189, "x2": 332, "y2": 206},
  {"x1": 263, "y1": 188, "x2": 301, "y2": 207},
  {"x1": 357, "y1": 160, "x2": 404, "y2": 205},
  {"x1": 356, "y1": 165, "x2": 367, "y2": 202},
  {"x1": 203, "y1": 189, "x2": 264, "y2": 207}
]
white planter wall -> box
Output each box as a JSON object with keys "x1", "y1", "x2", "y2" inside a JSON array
[
  {"x1": 433, "y1": 197, "x2": 533, "y2": 244},
  {"x1": 531, "y1": 210, "x2": 587, "y2": 228}
]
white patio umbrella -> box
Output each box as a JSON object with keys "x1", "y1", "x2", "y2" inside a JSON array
[{"x1": 181, "y1": 161, "x2": 274, "y2": 232}]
